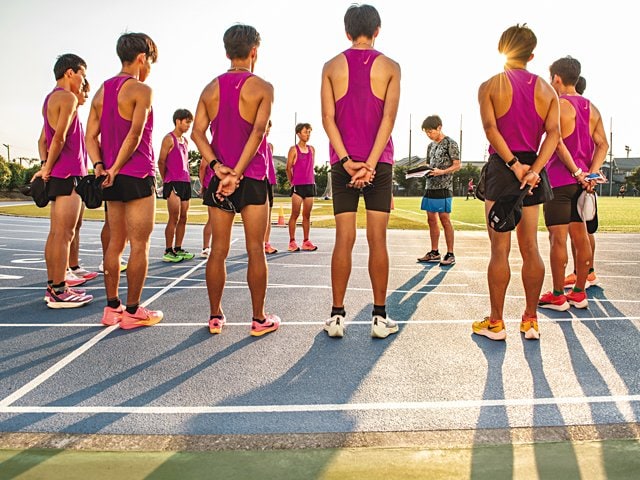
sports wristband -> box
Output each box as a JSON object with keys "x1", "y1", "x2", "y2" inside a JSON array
[
  {"x1": 340, "y1": 155, "x2": 352, "y2": 165},
  {"x1": 572, "y1": 167, "x2": 583, "y2": 178},
  {"x1": 506, "y1": 156, "x2": 518, "y2": 169},
  {"x1": 209, "y1": 159, "x2": 219, "y2": 170},
  {"x1": 93, "y1": 162, "x2": 104, "y2": 168},
  {"x1": 40, "y1": 160, "x2": 46, "y2": 166}
]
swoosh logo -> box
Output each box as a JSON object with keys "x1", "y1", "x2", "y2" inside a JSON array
[
  {"x1": 363, "y1": 55, "x2": 371, "y2": 65},
  {"x1": 527, "y1": 75, "x2": 534, "y2": 84},
  {"x1": 235, "y1": 80, "x2": 242, "y2": 89}
]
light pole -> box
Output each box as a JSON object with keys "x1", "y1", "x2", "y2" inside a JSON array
[
  {"x1": 625, "y1": 145, "x2": 631, "y2": 158},
  {"x1": 2, "y1": 143, "x2": 9, "y2": 163}
]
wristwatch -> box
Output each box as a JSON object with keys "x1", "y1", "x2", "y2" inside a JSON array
[
  {"x1": 209, "y1": 159, "x2": 220, "y2": 170},
  {"x1": 340, "y1": 155, "x2": 352, "y2": 165},
  {"x1": 506, "y1": 156, "x2": 518, "y2": 169}
]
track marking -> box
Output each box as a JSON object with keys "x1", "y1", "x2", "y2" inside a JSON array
[{"x1": 1, "y1": 394, "x2": 639, "y2": 415}]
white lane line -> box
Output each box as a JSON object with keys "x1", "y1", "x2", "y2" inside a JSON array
[
  {"x1": 0, "y1": 247, "x2": 220, "y2": 408},
  {"x1": 0, "y1": 325, "x2": 118, "y2": 407},
  {"x1": 1, "y1": 316, "x2": 638, "y2": 328},
  {"x1": 2, "y1": 394, "x2": 640, "y2": 415}
]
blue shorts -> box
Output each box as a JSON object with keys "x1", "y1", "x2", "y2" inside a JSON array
[{"x1": 421, "y1": 196, "x2": 452, "y2": 213}]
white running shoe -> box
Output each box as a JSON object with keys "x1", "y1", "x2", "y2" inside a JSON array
[
  {"x1": 201, "y1": 247, "x2": 211, "y2": 258},
  {"x1": 371, "y1": 315, "x2": 399, "y2": 339},
  {"x1": 324, "y1": 315, "x2": 345, "y2": 338}
]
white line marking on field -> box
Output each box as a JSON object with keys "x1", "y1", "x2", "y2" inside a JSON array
[
  {"x1": 0, "y1": 243, "x2": 226, "y2": 408},
  {"x1": 1, "y1": 316, "x2": 637, "y2": 328},
  {"x1": 2, "y1": 394, "x2": 639, "y2": 415}
]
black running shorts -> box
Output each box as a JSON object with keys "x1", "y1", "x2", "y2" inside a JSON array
[
  {"x1": 543, "y1": 183, "x2": 583, "y2": 227},
  {"x1": 332, "y1": 161, "x2": 393, "y2": 214},
  {"x1": 102, "y1": 174, "x2": 156, "y2": 203},
  {"x1": 484, "y1": 152, "x2": 553, "y2": 207},
  {"x1": 204, "y1": 176, "x2": 268, "y2": 213},
  {"x1": 48, "y1": 176, "x2": 81, "y2": 200},
  {"x1": 290, "y1": 184, "x2": 317, "y2": 199},
  {"x1": 163, "y1": 181, "x2": 191, "y2": 201}
]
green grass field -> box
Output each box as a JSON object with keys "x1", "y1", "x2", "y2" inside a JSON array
[{"x1": 1, "y1": 196, "x2": 639, "y2": 232}]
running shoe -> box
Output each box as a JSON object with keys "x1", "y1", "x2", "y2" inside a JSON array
[
  {"x1": 301, "y1": 240, "x2": 318, "y2": 251},
  {"x1": 566, "y1": 290, "x2": 589, "y2": 309},
  {"x1": 250, "y1": 313, "x2": 281, "y2": 337},
  {"x1": 472, "y1": 317, "x2": 506, "y2": 341},
  {"x1": 64, "y1": 271, "x2": 87, "y2": 288},
  {"x1": 324, "y1": 314, "x2": 345, "y2": 338},
  {"x1": 264, "y1": 243, "x2": 278, "y2": 254},
  {"x1": 288, "y1": 240, "x2": 300, "y2": 252},
  {"x1": 120, "y1": 306, "x2": 164, "y2": 330},
  {"x1": 47, "y1": 288, "x2": 93, "y2": 309},
  {"x1": 162, "y1": 250, "x2": 183, "y2": 263},
  {"x1": 520, "y1": 315, "x2": 540, "y2": 340},
  {"x1": 175, "y1": 248, "x2": 195, "y2": 260},
  {"x1": 102, "y1": 304, "x2": 124, "y2": 326},
  {"x1": 70, "y1": 266, "x2": 99, "y2": 280},
  {"x1": 99, "y1": 261, "x2": 127, "y2": 273},
  {"x1": 208, "y1": 314, "x2": 226, "y2": 335},
  {"x1": 417, "y1": 250, "x2": 441, "y2": 263},
  {"x1": 440, "y1": 252, "x2": 456, "y2": 266},
  {"x1": 564, "y1": 271, "x2": 598, "y2": 289},
  {"x1": 201, "y1": 247, "x2": 211, "y2": 258},
  {"x1": 538, "y1": 291, "x2": 570, "y2": 311},
  {"x1": 46, "y1": 285, "x2": 87, "y2": 302},
  {"x1": 371, "y1": 315, "x2": 399, "y2": 339}
]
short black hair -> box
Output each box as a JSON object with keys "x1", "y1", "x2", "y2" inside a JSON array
[
  {"x1": 116, "y1": 32, "x2": 158, "y2": 64},
  {"x1": 53, "y1": 53, "x2": 87, "y2": 80},
  {"x1": 344, "y1": 4, "x2": 381, "y2": 40},
  {"x1": 295, "y1": 123, "x2": 312, "y2": 134},
  {"x1": 173, "y1": 108, "x2": 193, "y2": 124},
  {"x1": 223, "y1": 24, "x2": 261, "y2": 60},
  {"x1": 550, "y1": 56, "x2": 581, "y2": 87},
  {"x1": 422, "y1": 115, "x2": 442, "y2": 131},
  {"x1": 575, "y1": 76, "x2": 587, "y2": 95}
]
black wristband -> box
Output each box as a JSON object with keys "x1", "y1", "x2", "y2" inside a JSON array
[
  {"x1": 93, "y1": 162, "x2": 104, "y2": 168},
  {"x1": 209, "y1": 159, "x2": 219, "y2": 170},
  {"x1": 340, "y1": 155, "x2": 351, "y2": 165},
  {"x1": 40, "y1": 160, "x2": 46, "y2": 166},
  {"x1": 506, "y1": 156, "x2": 518, "y2": 169}
]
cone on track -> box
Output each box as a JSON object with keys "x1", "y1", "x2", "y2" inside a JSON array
[{"x1": 277, "y1": 205, "x2": 285, "y2": 226}]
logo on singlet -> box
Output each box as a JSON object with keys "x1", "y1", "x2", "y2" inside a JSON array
[
  {"x1": 235, "y1": 80, "x2": 242, "y2": 89},
  {"x1": 363, "y1": 55, "x2": 371, "y2": 64}
]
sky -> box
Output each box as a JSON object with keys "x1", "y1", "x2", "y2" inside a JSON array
[{"x1": 1, "y1": 0, "x2": 638, "y2": 166}]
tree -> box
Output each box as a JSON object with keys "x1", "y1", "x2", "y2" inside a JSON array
[
  {"x1": 452, "y1": 163, "x2": 481, "y2": 196},
  {"x1": 393, "y1": 165, "x2": 425, "y2": 196},
  {"x1": 314, "y1": 164, "x2": 329, "y2": 197},
  {"x1": 0, "y1": 156, "x2": 11, "y2": 189},
  {"x1": 7, "y1": 162, "x2": 26, "y2": 190},
  {"x1": 188, "y1": 150, "x2": 202, "y2": 177},
  {"x1": 627, "y1": 166, "x2": 640, "y2": 194},
  {"x1": 276, "y1": 164, "x2": 289, "y2": 194}
]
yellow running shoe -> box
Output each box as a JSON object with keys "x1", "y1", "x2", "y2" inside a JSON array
[
  {"x1": 520, "y1": 315, "x2": 540, "y2": 340},
  {"x1": 472, "y1": 317, "x2": 506, "y2": 341}
]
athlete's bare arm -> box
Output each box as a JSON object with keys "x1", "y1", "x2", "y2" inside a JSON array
[
  {"x1": 157, "y1": 134, "x2": 174, "y2": 182},
  {"x1": 589, "y1": 103, "x2": 608, "y2": 173},
  {"x1": 286, "y1": 145, "x2": 297, "y2": 184},
  {"x1": 85, "y1": 85, "x2": 105, "y2": 177},
  {"x1": 38, "y1": 90, "x2": 78, "y2": 180}
]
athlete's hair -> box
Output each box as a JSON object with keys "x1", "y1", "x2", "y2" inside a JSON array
[
  {"x1": 116, "y1": 32, "x2": 158, "y2": 64},
  {"x1": 575, "y1": 76, "x2": 587, "y2": 95},
  {"x1": 53, "y1": 54, "x2": 87, "y2": 80},
  {"x1": 267, "y1": 119, "x2": 272, "y2": 127},
  {"x1": 295, "y1": 123, "x2": 312, "y2": 134},
  {"x1": 498, "y1": 24, "x2": 537, "y2": 64},
  {"x1": 82, "y1": 79, "x2": 90, "y2": 93},
  {"x1": 550, "y1": 56, "x2": 581, "y2": 87},
  {"x1": 223, "y1": 24, "x2": 261, "y2": 60},
  {"x1": 421, "y1": 115, "x2": 442, "y2": 131},
  {"x1": 173, "y1": 108, "x2": 193, "y2": 124},
  {"x1": 344, "y1": 4, "x2": 381, "y2": 40}
]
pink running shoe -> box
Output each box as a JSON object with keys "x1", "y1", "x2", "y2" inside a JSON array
[
  {"x1": 47, "y1": 288, "x2": 93, "y2": 309},
  {"x1": 70, "y1": 267, "x2": 99, "y2": 281},
  {"x1": 288, "y1": 240, "x2": 300, "y2": 252},
  {"x1": 65, "y1": 271, "x2": 87, "y2": 288},
  {"x1": 301, "y1": 240, "x2": 318, "y2": 251},
  {"x1": 250, "y1": 313, "x2": 281, "y2": 337},
  {"x1": 538, "y1": 291, "x2": 570, "y2": 312},
  {"x1": 264, "y1": 243, "x2": 278, "y2": 254},
  {"x1": 566, "y1": 290, "x2": 589, "y2": 309},
  {"x1": 120, "y1": 306, "x2": 164, "y2": 330},
  {"x1": 102, "y1": 305, "x2": 124, "y2": 326},
  {"x1": 209, "y1": 314, "x2": 226, "y2": 334}
]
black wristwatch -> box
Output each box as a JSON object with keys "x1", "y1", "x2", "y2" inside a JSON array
[
  {"x1": 209, "y1": 159, "x2": 219, "y2": 170},
  {"x1": 340, "y1": 155, "x2": 352, "y2": 165},
  {"x1": 506, "y1": 156, "x2": 519, "y2": 169}
]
